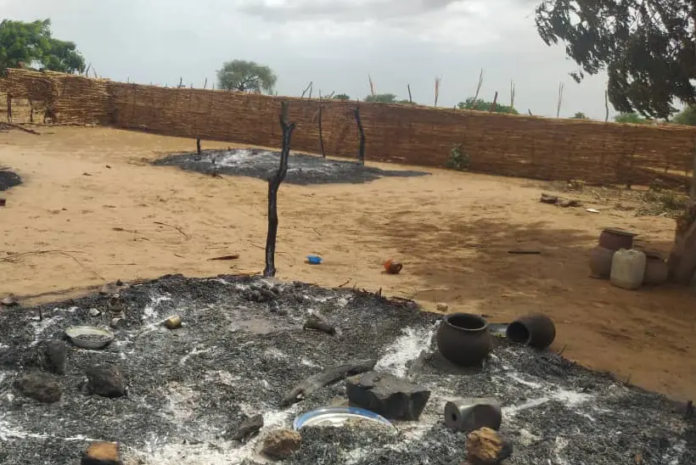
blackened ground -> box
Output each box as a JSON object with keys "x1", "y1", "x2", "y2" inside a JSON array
[
  {"x1": 153, "y1": 148, "x2": 429, "y2": 185},
  {"x1": 0, "y1": 274, "x2": 693, "y2": 465},
  {"x1": 0, "y1": 170, "x2": 21, "y2": 191}
]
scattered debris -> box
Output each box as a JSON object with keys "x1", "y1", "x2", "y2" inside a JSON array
[
  {"x1": 293, "y1": 406, "x2": 394, "y2": 431},
  {"x1": 0, "y1": 169, "x2": 21, "y2": 192},
  {"x1": 346, "y1": 371, "x2": 431, "y2": 421},
  {"x1": 208, "y1": 254, "x2": 240, "y2": 261},
  {"x1": 13, "y1": 372, "x2": 62, "y2": 403},
  {"x1": 540, "y1": 193, "x2": 581, "y2": 208},
  {"x1": 508, "y1": 249, "x2": 541, "y2": 255},
  {"x1": 89, "y1": 308, "x2": 101, "y2": 317},
  {"x1": 466, "y1": 427, "x2": 513, "y2": 464},
  {"x1": 261, "y1": 429, "x2": 302, "y2": 459},
  {"x1": 307, "y1": 255, "x2": 323, "y2": 265},
  {"x1": 436, "y1": 302, "x2": 449, "y2": 312},
  {"x1": 81, "y1": 441, "x2": 122, "y2": 465},
  {"x1": 110, "y1": 317, "x2": 127, "y2": 330},
  {"x1": 164, "y1": 315, "x2": 182, "y2": 329},
  {"x1": 444, "y1": 398, "x2": 502, "y2": 432},
  {"x1": 85, "y1": 364, "x2": 126, "y2": 398},
  {"x1": 586, "y1": 208, "x2": 600, "y2": 213},
  {"x1": 540, "y1": 193, "x2": 559, "y2": 204},
  {"x1": 384, "y1": 259, "x2": 403, "y2": 275},
  {"x1": 282, "y1": 359, "x2": 377, "y2": 407},
  {"x1": 230, "y1": 414, "x2": 264, "y2": 442},
  {"x1": 303, "y1": 313, "x2": 336, "y2": 335}
]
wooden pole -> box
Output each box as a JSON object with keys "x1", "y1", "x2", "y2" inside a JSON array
[
  {"x1": 318, "y1": 91, "x2": 326, "y2": 158},
  {"x1": 605, "y1": 90, "x2": 609, "y2": 123},
  {"x1": 264, "y1": 102, "x2": 296, "y2": 277},
  {"x1": 491, "y1": 91, "x2": 498, "y2": 112},
  {"x1": 407, "y1": 84, "x2": 413, "y2": 103}
]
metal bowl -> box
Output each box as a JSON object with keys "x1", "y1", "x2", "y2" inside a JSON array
[{"x1": 65, "y1": 326, "x2": 114, "y2": 349}]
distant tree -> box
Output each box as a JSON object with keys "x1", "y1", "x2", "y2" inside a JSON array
[
  {"x1": 364, "y1": 93, "x2": 398, "y2": 104},
  {"x1": 535, "y1": 0, "x2": 696, "y2": 119},
  {"x1": 333, "y1": 93, "x2": 350, "y2": 100},
  {"x1": 0, "y1": 19, "x2": 85, "y2": 73},
  {"x1": 572, "y1": 112, "x2": 588, "y2": 119},
  {"x1": 673, "y1": 106, "x2": 696, "y2": 126},
  {"x1": 398, "y1": 99, "x2": 416, "y2": 105},
  {"x1": 614, "y1": 112, "x2": 650, "y2": 124},
  {"x1": 216, "y1": 60, "x2": 277, "y2": 94},
  {"x1": 457, "y1": 97, "x2": 518, "y2": 114}
]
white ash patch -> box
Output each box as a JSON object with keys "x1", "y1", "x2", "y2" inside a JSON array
[{"x1": 375, "y1": 326, "x2": 435, "y2": 378}]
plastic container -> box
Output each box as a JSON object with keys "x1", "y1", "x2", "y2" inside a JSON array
[
  {"x1": 307, "y1": 255, "x2": 322, "y2": 265},
  {"x1": 610, "y1": 249, "x2": 646, "y2": 290}
]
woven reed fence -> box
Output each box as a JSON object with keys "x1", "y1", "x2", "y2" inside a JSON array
[{"x1": 2, "y1": 69, "x2": 695, "y2": 189}]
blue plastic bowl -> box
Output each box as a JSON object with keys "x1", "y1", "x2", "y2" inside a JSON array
[{"x1": 307, "y1": 255, "x2": 323, "y2": 265}]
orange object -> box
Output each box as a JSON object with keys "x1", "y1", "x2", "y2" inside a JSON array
[{"x1": 383, "y1": 259, "x2": 403, "y2": 275}]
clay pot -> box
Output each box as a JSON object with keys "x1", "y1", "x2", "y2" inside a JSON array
[
  {"x1": 436, "y1": 313, "x2": 492, "y2": 367},
  {"x1": 598, "y1": 228, "x2": 636, "y2": 251},
  {"x1": 383, "y1": 259, "x2": 403, "y2": 275},
  {"x1": 589, "y1": 246, "x2": 615, "y2": 278},
  {"x1": 644, "y1": 254, "x2": 669, "y2": 286},
  {"x1": 506, "y1": 313, "x2": 556, "y2": 350}
]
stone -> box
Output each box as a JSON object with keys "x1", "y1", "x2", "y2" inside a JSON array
[
  {"x1": 89, "y1": 308, "x2": 101, "y2": 317},
  {"x1": 466, "y1": 427, "x2": 513, "y2": 464},
  {"x1": 261, "y1": 429, "x2": 302, "y2": 459},
  {"x1": 1, "y1": 295, "x2": 18, "y2": 307},
  {"x1": 231, "y1": 414, "x2": 264, "y2": 442},
  {"x1": 346, "y1": 371, "x2": 431, "y2": 421},
  {"x1": 436, "y1": 302, "x2": 449, "y2": 312},
  {"x1": 164, "y1": 315, "x2": 182, "y2": 329},
  {"x1": 14, "y1": 372, "x2": 62, "y2": 403},
  {"x1": 110, "y1": 318, "x2": 126, "y2": 330},
  {"x1": 44, "y1": 340, "x2": 68, "y2": 375},
  {"x1": 86, "y1": 365, "x2": 126, "y2": 398},
  {"x1": 81, "y1": 441, "x2": 122, "y2": 465}
]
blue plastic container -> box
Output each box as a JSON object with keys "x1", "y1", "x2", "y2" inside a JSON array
[{"x1": 307, "y1": 255, "x2": 323, "y2": 265}]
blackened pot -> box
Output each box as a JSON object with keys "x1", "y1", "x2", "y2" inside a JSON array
[
  {"x1": 506, "y1": 313, "x2": 556, "y2": 349},
  {"x1": 598, "y1": 228, "x2": 636, "y2": 251},
  {"x1": 436, "y1": 313, "x2": 492, "y2": 367}
]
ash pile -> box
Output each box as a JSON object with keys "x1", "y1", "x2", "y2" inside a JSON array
[
  {"x1": 0, "y1": 274, "x2": 693, "y2": 465},
  {"x1": 154, "y1": 148, "x2": 428, "y2": 185}
]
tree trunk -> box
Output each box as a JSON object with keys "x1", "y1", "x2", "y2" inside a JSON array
[
  {"x1": 691, "y1": 149, "x2": 696, "y2": 201},
  {"x1": 263, "y1": 102, "x2": 295, "y2": 278},
  {"x1": 668, "y1": 202, "x2": 696, "y2": 284}
]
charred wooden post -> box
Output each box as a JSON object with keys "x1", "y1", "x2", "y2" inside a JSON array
[
  {"x1": 407, "y1": 84, "x2": 413, "y2": 103},
  {"x1": 6, "y1": 94, "x2": 11, "y2": 123},
  {"x1": 354, "y1": 105, "x2": 366, "y2": 165},
  {"x1": 318, "y1": 92, "x2": 326, "y2": 158},
  {"x1": 196, "y1": 138, "x2": 201, "y2": 154},
  {"x1": 263, "y1": 102, "x2": 296, "y2": 277}
]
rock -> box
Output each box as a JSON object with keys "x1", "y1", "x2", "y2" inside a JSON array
[
  {"x1": 1, "y1": 295, "x2": 18, "y2": 307},
  {"x1": 110, "y1": 318, "x2": 126, "y2": 330},
  {"x1": 81, "y1": 441, "x2": 122, "y2": 465},
  {"x1": 45, "y1": 340, "x2": 68, "y2": 375},
  {"x1": 164, "y1": 315, "x2": 182, "y2": 329},
  {"x1": 346, "y1": 371, "x2": 431, "y2": 420},
  {"x1": 261, "y1": 429, "x2": 301, "y2": 459},
  {"x1": 466, "y1": 427, "x2": 513, "y2": 464},
  {"x1": 86, "y1": 365, "x2": 126, "y2": 398},
  {"x1": 558, "y1": 199, "x2": 581, "y2": 208},
  {"x1": 540, "y1": 193, "x2": 558, "y2": 204},
  {"x1": 99, "y1": 283, "x2": 119, "y2": 295},
  {"x1": 89, "y1": 308, "x2": 101, "y2": 317},
  {"x1": 14, "y1": 372, "x2": 62, "y2": 403},
  {"x1": 231, "y1": 414, "x2": 264, "y2": 442},
  {"x1": 436, "y1": 302, "x2": 449, "y2": 312}
]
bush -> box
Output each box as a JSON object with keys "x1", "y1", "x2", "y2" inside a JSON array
[{"x1": 446, "y1": 144, "x2": 469, "y2": 171}]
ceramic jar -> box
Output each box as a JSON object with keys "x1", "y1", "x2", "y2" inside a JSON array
[{"x1": 436, "y1": 313, "x2": 492, "y2": 367}]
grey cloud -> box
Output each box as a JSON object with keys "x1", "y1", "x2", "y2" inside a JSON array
[{"x1": 235, "y1": 0, "x2": 464, "y2": 22}]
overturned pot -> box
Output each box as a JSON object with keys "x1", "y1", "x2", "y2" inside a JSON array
[
  {"x1": 436, "y1": 313, "x2": 492, "y2": 367},
  {"x1": 506, "y1": 313, "x2": 555, "y2": 350}
]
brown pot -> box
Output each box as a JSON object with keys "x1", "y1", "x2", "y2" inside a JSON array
[
  {"x1": 436, "y1": 313, "x2": 492, "y2": 367},
  {"x1": 598, "y1": 228, "x2": 637, "y2": 251},
  {"x1": 589, "y1": 246, "x2": 615, "y2": 278},
  {"x1": 644, "y1": 256, "x2": 669, "y2": 286}
]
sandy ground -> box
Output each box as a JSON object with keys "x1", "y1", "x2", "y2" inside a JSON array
[{"x1": 0, "y1": 126, "x2": 694, "y2": 401}]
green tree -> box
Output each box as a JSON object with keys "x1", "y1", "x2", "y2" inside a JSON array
[
  {"x1": 535, "y1": 1, "x2": 695, "y2": 119},
  {"x1": 572, "y1": 112, "x2": 588, "y2": 119},
  {"x1": 333, "y1": 93, "x2": 350, "y2": 100},
  {"x1": 614, "y1": 112, "x2": 650, "y2": 124},
  {"x1": 216, "y1": 60, "x2": 277, "y2": 94},
  {"x1": 457, "y1": 97, "x2": 518, "y2": 114},
  {"x1": 364, "y1": 93, "x2": 397, "y2": 103},
  {"x1": 0, "y1": 19, "x2": 85, "y2": 73},
  {"x1": 673, "y1": 106, "x2": 696, "y2": 126}
]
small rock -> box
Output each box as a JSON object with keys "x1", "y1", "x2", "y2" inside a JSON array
[
  {"x1": 110, "y1": 318, "x2": 126, "y2": 330},
  {"x1": 164, "y1": 315, "x2": 182, "y2": 329},
  {"x1": 81, "y1": 441, "x2": 122, "y2": 465},
  {"x1": 1, "y1": 295, "x2": 18, "y2": 307},
  {"x1": 261, "y1": 429, "x2": 302, "y2": 459},
  {"x1": 436, "y1": 302, "x2": 449, "y2": 312},
  {"x1": 540, "y1": 193, "x2": 558, "y2": 204},
  {"x1": 89, "y1": 308, "x2": 101, "y2": 317},
  {"x1": 107, "y1": 295, "x2": 125, "y2": 315},
  {"x1": 346, "y1": 371, "x2": 431, "y2": 420},
  {"x1": 558, "y1": 199, "x2": 581, "y2": 208},
  {"x1": 466, "y1": 427, "x2": 513, "y2": 464},
  {"x1": 14, "y1": 372, "x2": 62, "y2": 403},
  {"x1": 86, "y1": 364, "x2": 126, "y2": 398},
  {"x1": 99, "y1": 283, "x2": 119, "y2": 295},
  {"x1": 44, "y1": 340, "x2": 68, "y2": 375},
  {"x1": 231, "y1": 414, "x2": 264, "y2": 442}
]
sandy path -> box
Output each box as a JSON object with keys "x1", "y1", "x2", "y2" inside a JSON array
[{"x1": 1, "y1": 126, "x2": 694, "y2": 401}]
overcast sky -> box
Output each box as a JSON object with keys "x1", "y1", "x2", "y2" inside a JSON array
[{"x1": 1, "y1": 0, "x2": 616, "y2": 119}]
